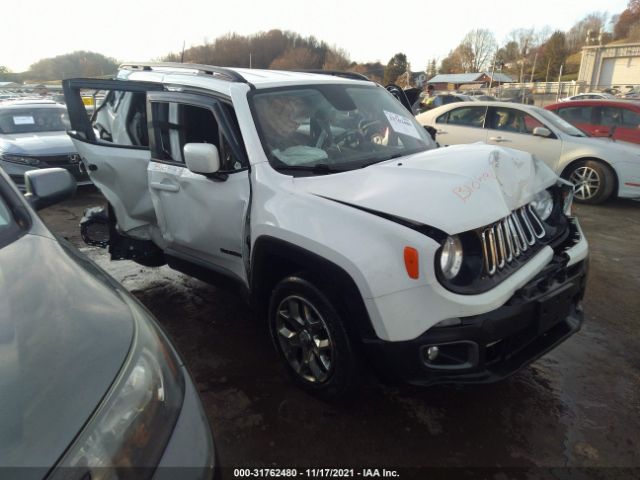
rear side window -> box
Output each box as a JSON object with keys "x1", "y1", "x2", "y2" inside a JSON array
[
  {"x1": 557, "y1": 106, "x2": 592, "y2": 124},
  {"x1": 446, "y1": 106, "x2": 486, "y2": 128},
  {"x1": 622, "y1": 109, "x2": 640, "y2": 128},
  {"x1": 89, "y1": 90, "x2": 150, "y2": 147},
  {"x1": 596, "y1": 107, "x2": 622, "y2": 127}
]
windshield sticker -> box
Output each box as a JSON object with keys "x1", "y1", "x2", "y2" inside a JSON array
[
  {"x1": 383, "y1": 111, "x2": 421, "y2": 139},
  {"x1": 13, "y1": 116, "x2": 35, "y2": 125}
]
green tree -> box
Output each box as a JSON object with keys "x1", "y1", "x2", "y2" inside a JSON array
[
  {"x1": 426, "y1": 59, "x2": 437, "y2": 79},
  {"x1": 28, "y1": 51, "x2": 118, "y2": 80},
  {"x1": 383, "y1": 53, "x2": 408, "y2": 84},
  {"x1": 540, "y1": 31, "x2": 568, "y2": 81}
]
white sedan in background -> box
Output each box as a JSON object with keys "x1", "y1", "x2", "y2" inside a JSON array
[
  {"x1": 416, "y1": 101, "x2": 640, "y2": 204},
  {"x1": 559, "y1": 92, "x2": 617, "y2": 102}
]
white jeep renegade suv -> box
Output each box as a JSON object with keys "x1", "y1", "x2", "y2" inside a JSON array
[{"x1": 63, "y1": 63, "x2": 589, "y2": 398}]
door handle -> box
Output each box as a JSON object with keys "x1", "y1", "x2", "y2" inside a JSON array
[
  {"x1": 489, "y1": 136, "x2": 507, "y2": 142},
  {"x1": 436, "y1": 129, "x2": 447, "y2": 134},
  {"x1": 150, "y1": 181, "x2": 179, "y2": 192}
]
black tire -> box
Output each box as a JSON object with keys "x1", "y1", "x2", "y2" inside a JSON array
[
  {"x1": 563, "y1": 160, "x2": 615, "y2": 205},
  {"x1": 268, "y1": 274, "x2": 359, "y2": 399}
]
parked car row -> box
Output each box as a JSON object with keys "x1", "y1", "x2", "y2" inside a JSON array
[{"x1": 416, "y1": 101, "x2": 640, "y2": 204}]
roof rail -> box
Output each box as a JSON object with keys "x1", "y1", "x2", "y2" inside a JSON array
[
  {"x1": 119, "y1": 62, "x2": 248, "y2": 83},
  {"x1": 295, "y1": 70, "x2": 370, "y2": 81}
]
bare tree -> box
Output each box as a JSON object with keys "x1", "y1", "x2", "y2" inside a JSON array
[
  {"x1": 566, "y1": 12, "x2": 609, "y2": 51},
  {"x1": 461, "y1": 29, "x2": 497, "y2": 72}
]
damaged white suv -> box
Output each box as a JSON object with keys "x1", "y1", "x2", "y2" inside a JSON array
[{"x1": 64, "y1": 63, "x2": 589, "y2": 397}]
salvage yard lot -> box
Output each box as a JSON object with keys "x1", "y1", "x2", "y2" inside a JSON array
[{"x1": 41, "y1": 188, "x2": 639, "y2": 473}]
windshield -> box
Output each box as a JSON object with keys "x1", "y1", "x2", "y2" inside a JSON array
[
  {"x1": 0, "y1": 107, "x2": 70, "y2": 134},
  {"x1": 536, "y1": 108, "x2": 586, "y2": 137},
  {"x1": 251, "y1": 85, "x2": 435, "y2": 173}
]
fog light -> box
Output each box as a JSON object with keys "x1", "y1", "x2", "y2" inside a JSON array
[{"x1": 426, "y1": 346, "x2": 439, "y2": 361}]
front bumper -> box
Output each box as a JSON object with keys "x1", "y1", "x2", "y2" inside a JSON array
[
  {"x1": 1, "y1": 159, "x2": 92, "y2": 188},
  {"x1": 363, "y1": 258, "x2": 587, "y2": 386}
]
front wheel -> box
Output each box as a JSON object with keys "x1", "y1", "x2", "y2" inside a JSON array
[
  {"x1": 268, "y1": 275, "x2": 359, "y2": 399},
  {"x1": 564, "y1": 160, "x2": 615, "y2": 204}
]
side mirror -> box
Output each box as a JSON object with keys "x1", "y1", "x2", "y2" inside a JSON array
[
  {"x1": 24, "y1": 168, "x2": 77, "y2": 210},
  {"x1": 533, "y1": 127, "x2": 552, "y2": 138},
  {"x1": 184, "y1": 143, "x2": 220, "y2": 175}
]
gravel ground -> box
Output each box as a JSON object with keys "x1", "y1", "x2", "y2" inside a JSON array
[{"x1": 39, "y1": 187, "x2": 640, "y2": 479}]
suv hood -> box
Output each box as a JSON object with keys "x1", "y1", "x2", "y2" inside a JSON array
[
  {"x1": 0, "y1": 131, "x2": 75, "y2": 155},
  {"x1": 298, "y1": 144, "x2": 558, "y2": 235}
]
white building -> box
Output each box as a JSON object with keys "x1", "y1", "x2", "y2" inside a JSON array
[{"x1": 579, "y1": 42, "x2": 640, "y2": 89}]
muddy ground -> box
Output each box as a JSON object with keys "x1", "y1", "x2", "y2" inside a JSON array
[{"x1": 39, "y1": 188, "x2": 639, "y2": 478}]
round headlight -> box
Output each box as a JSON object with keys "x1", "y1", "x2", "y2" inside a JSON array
[
  {"x1": 440, "y1": 235, "x2": 463, "y2": 280},
  {"x1": 530, "y1": 189, "x2": 553, "y2": 221}
]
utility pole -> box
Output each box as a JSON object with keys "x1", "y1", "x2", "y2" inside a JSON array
[
  {"x1": 556, "y1": 64, "x2": 564, "y2": 101},
  {"x1": 488, "y1": 52, "x2": 497, "y2": 91},
  {"x1": 529, "y1": 51, "x2": 538, "y2": 83}
]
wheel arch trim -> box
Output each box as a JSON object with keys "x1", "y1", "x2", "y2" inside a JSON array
[{"x1": 249, "y1": 235, "x2": 378, "y2": 340}]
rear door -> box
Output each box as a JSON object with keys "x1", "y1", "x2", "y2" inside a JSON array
[
  {"x1": 433, "y1": 105, "x2": 488, "y2": 146},
  {"x1": 593, "y1": 106, "x2": 640, "y2": 144},
  {"x1": 146, "y1": 92, "x2": 251, "y2": 283},
  {"x1": 619, "y1": 107, "x2": 640, "y2": 144},
  {"x1": 485, "y1": 106, "x2": 563, "y2": 170},
  {"x1": 63, "y1": 79, "x2": 163, "y2": 236}
]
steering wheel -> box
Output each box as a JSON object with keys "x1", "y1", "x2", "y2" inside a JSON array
[{"x1": 333, "y1": 128, "x2": 365, "y2": 149}]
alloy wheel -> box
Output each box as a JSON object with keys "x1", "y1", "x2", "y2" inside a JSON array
[
  {"x1": 275, "y1": 295, "x2": 334, "y2": 383},
  {"x1": 570, "y1": 166, "x2": 601, "y2": 201}
]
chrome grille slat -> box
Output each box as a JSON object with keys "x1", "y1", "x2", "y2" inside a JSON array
[
  {"x1": 480, "y1": 202, "x2": 548, "y2": 277},
  {"x1": 518, "y1": 207, "x2": 536, "y2": 246},
  {"x1": 501, "y1": 220, "x2": 514, "y2": 262},
  {"x1": 526, "y1": 205, "x2": 546, "y2": 238},
  {"x1": 510, "y1": 213, "x2": 528, "y2": 252},
  {"x1": 481, "y1": 230, "x2": 497, "y2": 275},
  {"x1": 495, "y1": 223, "x2": 506, "y2": 268}
]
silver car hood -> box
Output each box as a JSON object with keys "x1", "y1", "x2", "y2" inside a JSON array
[
  {"x1": 0, "y1": 131, "x2": 75, "y2": 156},
  {"x1": 298, "y1": 144, "x2": 558, "y2": 235}
]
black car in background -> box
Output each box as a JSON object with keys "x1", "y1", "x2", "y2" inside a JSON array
[
  {"x1": 0, "y1": 168, "x2": 214, "y2": 478},
  {"x1": 498, "y1": 88, "x2": 535, "y2": 105}
]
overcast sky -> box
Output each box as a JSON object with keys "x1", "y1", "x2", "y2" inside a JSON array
[{"x1": 2, "y1": 0, "x2": 628, "y2": 72}]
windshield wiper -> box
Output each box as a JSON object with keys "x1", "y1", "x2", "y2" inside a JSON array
[
  {"x1": 359, "y1": 153, "x2": 404, "y2": 168},
  {"x1": 273, "y1": 163, "x2": 349, "y2": 174}
]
